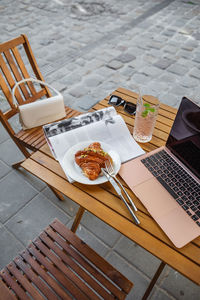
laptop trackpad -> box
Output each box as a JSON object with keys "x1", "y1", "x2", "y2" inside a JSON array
[{"x1": 133, "y1": 177, "x2": 178, "y2": 217}]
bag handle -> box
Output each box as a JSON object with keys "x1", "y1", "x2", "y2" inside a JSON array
[{"x1": 12, "y1": 78, "x2": 62, "y2": 106}]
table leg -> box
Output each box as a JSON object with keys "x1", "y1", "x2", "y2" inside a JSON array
[
  {"x1": 71, "y1": 206, "x2": 85, "y2": 233},
  {"x1": 142, "y1": 261, "x2": 166, "y2": 300}
]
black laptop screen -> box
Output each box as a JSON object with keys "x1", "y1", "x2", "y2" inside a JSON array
[{"x1": 166, "y1": 97, "x2": 200, "y2": 179}]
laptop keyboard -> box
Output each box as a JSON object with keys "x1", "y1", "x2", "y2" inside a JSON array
[{"x1": 141, "y1": 150, "x2": 200, "y2": 227}]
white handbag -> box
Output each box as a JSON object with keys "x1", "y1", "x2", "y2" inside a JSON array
[{"x1": 12, "y1": 78, "x2": 66, "y2": 130}]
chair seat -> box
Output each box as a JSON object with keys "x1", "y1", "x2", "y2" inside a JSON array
[{"x1": 0, "y1": 219, "x2": 133, "y2": 299}]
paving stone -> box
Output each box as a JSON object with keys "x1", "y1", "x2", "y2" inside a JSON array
[
  {"x1": 162, "y1": 29, "x2": 176, "y2": 37},
  {"x1": 141, "y1": 66, "x2": 162, "y2": 77},
  {"x1": 150, "y1": 288, "x2": 175, "y2": 300},
  {"x1": 99, "y1": 81, "x2": 119, "y2": 93},
  {"x1": 96, "y1": 66, "x2": 115, "y2": 77},
  {"x1": 106, "y1": 60, "x2": 123, "y2": 70},
  {"x1": 193, "y1": 31, "x2": 200, "y2": 40},
  {"x1": 114, "y1": 235, "x2": 161, "y2": 278},
  {"x1": 83, "y1": 74, "x2": 103, "y2": 87},
  {"x1": 119, "y1": 66, "x2": 135, "y2": 78},
  {"x1": 189, "y1": 67, "x2": 200, "y2": 79},
  {"x1": 163, "y1": 45, "x2": 178, "y2": 55},
  {"x1": 159, "y1": 266, "x2": 200, "y2": 300},
  {"x1": 0, "y1": 124, "x2": 9, "y2": 143},
  {"x1": 159, "y1": 92, "x2": 179, "y2": 108},
  {"x1": 42, "y1": 186, "x2": 79, "y2": 217},
  {"x1": 193, "y1": 52, "x2": 200, "y2": 63},
  {"x1": 159, "y1": 73, "x2": 178, "y2": 83},
  {"x1": 0, "y1": 138, "x2": 25, "y2": 166},
  {"x1": 131, "y1": 73, "x2": 150, "y2": 84},
  {"x1": 145, "y1": 80, "x2": 169, "y2": 96},
  {"x1": 0, "y1": 172, "x2": 38, "y2": 223},
  {"x1": 178, "y1": 57, "x2": 197, "y2": 69},
  {"x1": 0, "y1": 225, "x2": 24, "y2": 269},
  {"x1": 5, "y1": 193, "x2": 70, "y2": 246},
  {"x1": 169, "y1": 82, "x2": 189, "y2": 96},
  {"x1": 106, "y1": 251, "x2": 149, "y2": 300},
  {"x1": 182, "y1": 39, "x2": 199, "y2": 49},
  {"x1": 116, "y1": 53, "x2": 136, "y2": 63},
  {"x1": 80, "y1": 211, "x2": 121, "y2": 248},
  {"x1": 176, "y1": 49, "x2": 193, "y2": 59},
  {"x1": 68, "y1": 84, "x2": 89, "y2": 98},
  {"x1": 127, "y1": 46, "x2": 144, "y2": 56},
  {"x1": 154, "y1": 58, "x2": 175, "y2": 70},
  {"x1": 13, "y1": 168, "x2": 46, "y2": 192},
  {"x1": 0, "y1": 159, "x2": 11, "y2": 179},
  {"x1": 180, "y1": 75, "x2": 199, "y2": 88},
  {"x1": 167, "y1": 63, "x2": 188, "y2": 75},
  {"x1": 75, "y1": 224, "x2": 110, "y2": 257},
  {"x1": 128, "y1": 58, "x2": 146, "y2": 69},
  {"x1": 83, "y1": 59, "x2": 105, "y2": 72},
  {"x1": 147, "y1": 40, "x2": 164, "y2": 50},
  {"x1": 77, "y1": 94, "x2": 99, "y2": 110},
  {"x1": 60, "y1": 72, "x2": 82, "y2": 87}
]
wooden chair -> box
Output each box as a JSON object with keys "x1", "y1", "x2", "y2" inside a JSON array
[
  {"x1": 0, "y1": 34, "x2": 81, "y2": 200},
  {"x1": 0, "y1": 219, "x2": 133, "y2": 299},
  {"x1": 0, "y1": 34, "x2": 80, "y2": 166}
]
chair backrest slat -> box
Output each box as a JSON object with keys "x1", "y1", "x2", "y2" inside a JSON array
[
  {"x1": 0, "y1": 54, "x2": 24, "y2": 104},
  {"x1": 0, "y1": 267, "x2": 29, "y2": 299},
  {"x1": 21, "y1": 249, "x2": 72, "y2": 299},
  {"x1": 0, "y1": 279, "x2": 17, "y2": 300},
  {"x1": 4, "y1": 49, "x2": 31, "y2": 100},
  {"x1": 11, "y1": 46, "x2": 37, "y2": 95},
  {"x1": 6, "y1": 262, "x2": 44, "y2": 300}
]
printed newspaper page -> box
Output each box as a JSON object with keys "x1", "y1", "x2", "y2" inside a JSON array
[{"x1": 43, "y1": 107, "x2": 145, "y2": 180}]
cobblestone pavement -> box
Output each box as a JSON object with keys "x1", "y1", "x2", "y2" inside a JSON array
[{"x1": 0, "y1": 0, "x2": 200, "y2": 299}]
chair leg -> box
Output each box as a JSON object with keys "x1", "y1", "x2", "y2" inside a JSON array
[
  {"x1": 142, "y1": 261, "x2": 166, "y2": 300},
  {"x1": 12, "y1": 159, "x2": 26, "y2": 169},
  {"x1": 48, "y1": 185, "x2": 65, "y2": 201},
  {"x1": 71, "y1": 206, "x2": 85, "y2": 233}
]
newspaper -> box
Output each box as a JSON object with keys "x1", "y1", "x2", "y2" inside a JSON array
[{"x1": 43, "y1": 107, "x2": 145, "y2": 181}]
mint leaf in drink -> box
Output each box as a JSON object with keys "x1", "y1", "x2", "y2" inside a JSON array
[
  {"x1": 143, "y1": 103, "x2": 150, "y2": 107},
  {"x1": 141, "y1": 103, "x2": 155, "y2": 117}
]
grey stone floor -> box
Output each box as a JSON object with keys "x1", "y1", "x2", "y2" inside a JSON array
[{"x1": 0, "y1": 0, "x2": 200, "y2": 299}]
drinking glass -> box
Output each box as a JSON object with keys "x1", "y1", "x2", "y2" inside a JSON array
[{"x1": 133, "y1": 89, "x2": 159, "y2": 143}]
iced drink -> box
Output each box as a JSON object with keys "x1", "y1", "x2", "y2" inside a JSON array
[{"x1": 133, "y1": 100, "x2": 159, "y2": 143}]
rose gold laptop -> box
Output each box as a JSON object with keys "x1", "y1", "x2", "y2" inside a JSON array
[{"x1": 119, "y1": 97, "x2": 200, "y2": 248}]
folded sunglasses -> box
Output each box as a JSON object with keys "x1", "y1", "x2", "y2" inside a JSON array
[{"x1": 108, "y1": 95, "x2": 136, "y2": 115}]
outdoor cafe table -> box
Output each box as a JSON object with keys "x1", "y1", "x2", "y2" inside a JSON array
[{"x1": 21, "y1": 87, "x2": 200, "y2": 299}]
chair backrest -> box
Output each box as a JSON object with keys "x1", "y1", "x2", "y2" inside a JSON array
[
  {"x1": 0, "y1": 219, "x2": 133, "y2": 299},
  {"x1": 0, "y1": 34, "x2": 51, "y2": 130}
]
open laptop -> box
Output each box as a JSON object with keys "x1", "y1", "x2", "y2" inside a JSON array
[{"x1": 119, "y1": 97, "x2": 200, "y2": 248}]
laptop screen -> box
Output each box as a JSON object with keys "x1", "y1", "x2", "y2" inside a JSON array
[{"x1": 166, "y1": 97, "x2": 200, "y2": 179}]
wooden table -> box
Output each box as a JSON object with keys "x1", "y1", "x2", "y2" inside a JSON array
[{"x1": 21, "y1": 87, "x2": 200, "y2": 299}]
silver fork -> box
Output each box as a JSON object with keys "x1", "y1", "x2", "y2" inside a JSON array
[{"x1": 105, "y1": 160, "x2": 138, "y2": 212}]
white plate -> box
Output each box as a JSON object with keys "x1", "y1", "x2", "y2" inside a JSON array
[{"x1": 62, "y1": 141, "x2": 121, "y2": 185}]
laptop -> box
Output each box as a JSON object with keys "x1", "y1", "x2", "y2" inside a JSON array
[{"x1": 119, "y1": 97, "x2": 200, "y2": 248}]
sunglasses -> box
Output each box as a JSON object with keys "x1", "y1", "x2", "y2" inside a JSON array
[{"x1": 108, "y1": 95, "x2": 136, "y2": 115}]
